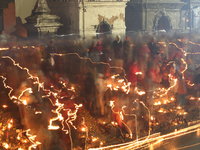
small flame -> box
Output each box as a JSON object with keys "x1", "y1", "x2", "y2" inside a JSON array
[
  {"x1": 8, "y1": 123, "x2": 12, "y2": 129},
  {"x1": 118, "y1": 79, "x2": 124, "y2": 83},
  {"x1": 190, "y1": 97, "x2": 195, "y2": 100},
  {"x1": 81, "y1": 127, "x2": 86, "y2": 132},
  {"x1": 92, "y1": 136, "x2": 98, "y2": 142},
  {"x1": 135, "y1": 72, "x2": 142, "y2": 75},
  {"x1": 110, "y1": 101, "x2": 114, "y2": 107},
  {"x1": 22, "y1": 100, "x2": 27, "y2": 105},
  {"x1": 35, "y1": 111, "x2": 42, "y2": 114},
  {"x1": 2, "y1": 105, "x2": 7, "y2": 108},
  {"x1": 2, "y1": 143, "x2": 9, "y2": 149}
]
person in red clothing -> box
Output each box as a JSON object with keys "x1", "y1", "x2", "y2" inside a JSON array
[{"x1": 128, "y1": 60, "x2": 139, "y2": 87}]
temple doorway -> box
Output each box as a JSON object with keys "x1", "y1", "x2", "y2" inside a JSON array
[
  {"x1": 157, "y1": 16, "x2": 171, "y2": 31},
  {"x1": 96, "y1": 21, "x2": 111, "y2": 39}
]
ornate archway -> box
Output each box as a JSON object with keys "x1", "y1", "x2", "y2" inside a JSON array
[
  {"x1": 96, "y1": 19, "x2": 112, "y2": 39},
  {"x1": 153, "y1": 11, "x2": 172, "y2": 31},
  {"x1": 157, "y1": 16, "x2": 171, "y2": 31}
]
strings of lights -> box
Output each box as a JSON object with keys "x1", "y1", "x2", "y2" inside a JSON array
[{"x1": 0, "y1": 55, "x2": 83, "y2": 149}]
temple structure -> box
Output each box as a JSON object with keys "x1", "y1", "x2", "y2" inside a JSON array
[
  {"x1": 46, "y1": 0, "x2": 127, "y2": 40},
  {"x1": 126, "y1": 0, "x2": 185, "y2": 32},
  {"x1": 181, "y1": 0, "x2": 200, "y2": 32},
  {"x1": 13, "y1": 0, "x2": 200, "y2": 38},
  {"x1": 23, "y1": 0, "x2": 62, "y2": 38},
  {"x1": 126, "y1": 0, "x2": 200, "y2": 33}
]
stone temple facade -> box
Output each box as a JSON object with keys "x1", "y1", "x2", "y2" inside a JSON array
[
  {"x1": 125, "y1": 0, "x2": 200, "y2": 33},
  {"x1": 126, "y1": 0, "x2": 185, "y2": 32},
  {"x1": 24, "y1": 0, "x2": 62, "y2": 38},
  {"x1": 14, "y1": 0, "x2": 200, "y2": 38},
  {"x1": 46, "y1": 0, "x2": 127, "y2": 40}
]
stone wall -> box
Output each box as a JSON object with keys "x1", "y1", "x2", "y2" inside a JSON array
[{"x1": 3, "y1": 3, "x2": 16, "y2": 34}]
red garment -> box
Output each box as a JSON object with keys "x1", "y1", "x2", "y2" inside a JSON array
[
  {"x1": 128, "y1": 64, "x2": 139, "y2": 83},
  {"x1": 96, "y1": 41, "x2": 103, "y2": 51}
]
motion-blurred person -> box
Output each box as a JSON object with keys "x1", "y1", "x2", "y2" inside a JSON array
[
  {"x1": 137, "y1": 42, "x2": 150, "y2": 85},
  {"x1": 95, "y1": 73, "x2": 107, "y2": 117},
  {"x1": 143, "y1": 69, "x2": 156, "y2": 113},
  {"x1": 82, "y1": 37, "x2": 89, "y2": 57},
  {"x1": 128, "y1": 59, "x2": 139, "y2": 87},
  {"x1": 169, "y1": 65, "x2": 178, "y2": 95},
  {"x1": 114, "y1": 58, "x2": 124, "y2": 75},
  {"x1": 194, "y1": 67, "x2": 200, "y2": 97},
  {"x1": 89, "y1": 41, "x2": 100, "y2": 62},
  {"x1": 148, "y1": 37, "x2": 160, "y2": 57},
  {"x1": 123, "y1": 37, "x2": 133, "y2": 67},
  {"x1": 101, "y1": 44, "x2": 113, "y2": 64},
  {"x1": 45, "y1": 39, "x2": 57, "y2": 66},
  {"x1": 84, "y1": 72, "x2": 95, "y2": 114},
  {"x1": 45, "y1": 39, "x2": 57, "y2": 59},
  {"x1": 113, "y1": 35, "x2": 123, "y2": 59},
  {"x1": 162, "y1": 70, "x2": 170, "y2": 89},
  {"x1": 177, "y1": 74, "x2": 187, "y2": 107}
]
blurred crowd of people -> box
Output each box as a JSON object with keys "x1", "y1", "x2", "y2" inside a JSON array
[
  {"x1": 1, "y1": 32, "x2": 200, "y2": 113},
  {"x1": 1, "y1": 31, "x2": 200, "y2": 145},
  {"x1": 59, "y1": 33, "x2": 200, "y2": 112}
]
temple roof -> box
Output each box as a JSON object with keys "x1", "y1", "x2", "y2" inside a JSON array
[
  {"x1": 32, "y1": 0, "x2": 51, "y2": 15},
  {"x1": 24, "y1": 0, "x2": 62, "y2": 36}
]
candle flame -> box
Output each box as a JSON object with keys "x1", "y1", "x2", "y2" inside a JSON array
[
  {"x1": 2, "y1": 143, "x2": 9, "y2": 149},
  {"x1": 2, "y1": 105, "x2": 7, "y2": 108}
]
